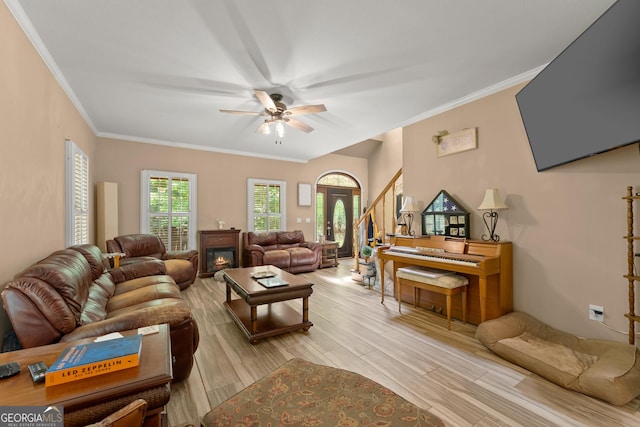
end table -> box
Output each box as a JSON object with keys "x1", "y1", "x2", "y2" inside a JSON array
[{"x1": 320, "y1": 241, "x2": 339, "y2": 268}]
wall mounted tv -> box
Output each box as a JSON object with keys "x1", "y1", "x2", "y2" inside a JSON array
[{"x1": 516, "y1": 0, "x2": 640, "y2": 172}]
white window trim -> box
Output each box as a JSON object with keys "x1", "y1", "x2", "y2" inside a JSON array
[
  {"x1": 65, "y1": 139, "x2": 89, "y2": 247},
  {"x1": 247, "y1": 178, "x2": 286, "y2": 232},
  {"x1": 140, "y1": 170, "x2": 197, "y2": 250}
]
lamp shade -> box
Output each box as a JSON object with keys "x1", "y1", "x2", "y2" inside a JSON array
[
  {"x1": 477, "y1": 189, "x2": 508, "y2": 210},
  {"x1": 400, "y1": 196, "x2": 418, "y2": 212}
]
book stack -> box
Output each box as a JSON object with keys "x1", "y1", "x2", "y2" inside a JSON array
[{"x1": 45, "y1": 334, "x2": 142, "y2": 386}]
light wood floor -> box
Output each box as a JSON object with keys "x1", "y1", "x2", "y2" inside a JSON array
[{"x1": 168, "y1": 260, "x2": 640, "y2": 426}]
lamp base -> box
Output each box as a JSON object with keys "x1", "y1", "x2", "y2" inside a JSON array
[
  {"x1": 481, "y1": 210, "x2": 501, "y2": 242},
  {"x1": 404, "y1": 213, "x2": 415, "y2": 236}
]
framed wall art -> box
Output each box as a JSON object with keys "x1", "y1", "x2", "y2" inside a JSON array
[{"x1": 298, "y1": 183, "x2": 312, "y2": 206}]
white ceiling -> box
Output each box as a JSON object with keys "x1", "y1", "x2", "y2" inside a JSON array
[{"x1": 7, "y1": 0, "x2": 615, "y2": 162}]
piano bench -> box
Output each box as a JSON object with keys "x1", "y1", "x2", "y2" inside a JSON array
[{"x1": 396, "y1": 266, "x2": 468, "y2": 330}]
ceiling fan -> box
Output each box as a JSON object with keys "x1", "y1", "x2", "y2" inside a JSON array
[{"x1": 220, "y1": 89, "x2": 327, "y2": 137}]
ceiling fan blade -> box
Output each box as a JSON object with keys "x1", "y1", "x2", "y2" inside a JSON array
[
  {"x1": 254, "y1": 89, "x2": 277, "y2": 112},
  {"x1": 285, "y1": 104, "x2": 327, "y2": 116},
  {"x1": 219, "y1": 109, "x2": 264, "y2": 116},
  {"x1": 285, "y1": 118, "x2": 314, "y2": 133}
]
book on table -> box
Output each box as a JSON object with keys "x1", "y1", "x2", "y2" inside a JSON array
[
  {"x1": 256, "y1": 276, "x2": 289, "y2": 288},
  {"x1": 45, "y1": 333, "x2": 142, "y2": 386}
]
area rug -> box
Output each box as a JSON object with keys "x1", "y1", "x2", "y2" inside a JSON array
[{"x1": 201, "y1": 357, "x2": 445, "y2": 426}]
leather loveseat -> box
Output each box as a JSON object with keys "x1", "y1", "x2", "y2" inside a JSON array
[
  {"x1": 106, "y1": 234, "x2": 198, "y2": 290},
  {"x1": 1, "y1": 244, "x2": 199, "y2": 381},
  {"x1": 242, "y1": 230, "x2": 322, "y2": 273}
]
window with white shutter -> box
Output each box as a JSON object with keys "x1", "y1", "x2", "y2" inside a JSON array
[
  {"x1": 141, "y1": 170, "x2": 197, "y2": 250},
  {"x1": 248, "y1": 179, "x2": 286, "y2": 232},
  {"x1": 65, "y1": 139, "x2": 89, "y2": 247}
]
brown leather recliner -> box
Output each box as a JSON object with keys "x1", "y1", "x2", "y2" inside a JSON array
[
  {"x1": 1, "y1": 244, "x2": 199, "y2": 381},
  {"x1": 106, "y1": 234, "x2": 198, "y2": 290},
  {"x1": 242, "y1": 230, "x2": 322, "y2": 273}
]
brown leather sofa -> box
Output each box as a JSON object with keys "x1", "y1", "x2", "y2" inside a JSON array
[
  {"x1": 106, "y1": 234, "x2": 198, "y2": 290},
  {"x1": 242, "y1": 230, "x2": 322, "y2": 273},
  {"x1": 1, "y1": 244, "x2": 199, "y2": 381}
]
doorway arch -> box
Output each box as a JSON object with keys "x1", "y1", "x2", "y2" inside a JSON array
[{"x1": 315, "y1": 171, "x2": 362, "y2": 258}]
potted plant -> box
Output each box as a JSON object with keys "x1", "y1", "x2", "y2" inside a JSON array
[{"x1": 360, "y1": 245, "x2": 372, "y2": 262}]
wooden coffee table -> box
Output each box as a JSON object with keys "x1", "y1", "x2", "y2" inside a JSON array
[
  {"x1": 223, "y1": 266, "x2": 313, "y2": 343},
  {"x1": 0, "y1": 325, "x2": 172, "y2": 427}
]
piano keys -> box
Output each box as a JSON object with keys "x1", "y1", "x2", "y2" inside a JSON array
[
  {"x1": 378, "y1": 236, "x2": 513, "y2": 324},
  {"x1": 384, "y1": 246, "x2": 482, "y2": 267}
]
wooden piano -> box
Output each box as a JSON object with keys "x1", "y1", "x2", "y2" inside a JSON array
[{"x1": 378, "y1": 235, "x2": 512, "y2": 324}]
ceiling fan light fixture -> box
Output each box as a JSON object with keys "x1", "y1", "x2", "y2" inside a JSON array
[
  {"x1": 275, "y1": 120, "x2": 285, "y2": 138},
  {"x1": 261, "y1": 120, "x2": 272, "y2": 135},
  {"x1": 223, "y1": 89, "x2": 325, "y2": 137}
]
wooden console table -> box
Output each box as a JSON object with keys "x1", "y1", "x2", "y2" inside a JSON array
[{"x1": 0, "y1": 325, "x2": 172, "y2": 427}]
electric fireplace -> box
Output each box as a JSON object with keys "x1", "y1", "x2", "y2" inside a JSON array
[
  {"x1": 206, "y1": 247, "x2": 236, "y2": 273},
  {"x1": 198, "y1": 229, "x2": 241, "y2": 277}
]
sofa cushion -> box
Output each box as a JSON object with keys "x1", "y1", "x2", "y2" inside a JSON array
[
  {"x1": 288, "y1": 247, "x2": 316, "y2": 267},
  {"x1": 112, "y1": 274, "x2": 175, "y2": 295},
  {"x1": 62, "y1": 299, "x2": 193, "y2": 342},
  {"x1": 115, "y1": 234, "x2": 165, "y2": 258},
  {"x1": 106, "y1": 282, "x2": 181, "y2": 312},
  {"x1": 119, "y1": 256, "x2": 159, "y2": 266},
  {"x1": 19, "y1": 249, "x2": 90, "y2": 324},
  {"x1": 276, "y1": 230, "x2": 304, "y2": 248},
  {"x1": 247, "y1": 231, "x2": 277, "y2": 246},
  {"x1": 80, "y1": 275, "x2": 116, "y2": 325},
  {"x1": 104, "y1": 298, "x2": 192, "y2": 323},
  {"x1": 70, "y1": 244, "x2": 109, "y2": 281},
  {"x1": 2, "y1": 278, "x2": 76, "y2": 345},
  {"x1": 164, "y1": 259, "x2": 193, "y2": 285},
  {"x1": 263, "y1": 250, "x2": 291, "y2": 269},
  {"x1": 108, "y1": 260, "x2": 167, "y2": 285}
]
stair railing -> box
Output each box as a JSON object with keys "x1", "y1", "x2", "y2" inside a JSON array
[{"x1": 353, "y1": 168, "x2": 402, "y2": 270}]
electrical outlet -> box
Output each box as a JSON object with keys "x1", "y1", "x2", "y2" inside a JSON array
[{"x1": 589, "y1": 304, "x2": 604, "y2": 322}]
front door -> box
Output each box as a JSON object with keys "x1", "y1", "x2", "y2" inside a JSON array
[{"x1": 326, "y1": 188, "x2": 353, "y2": 258}]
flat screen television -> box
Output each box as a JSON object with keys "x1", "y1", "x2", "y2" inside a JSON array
[{"x1": 516, "y1": 0, "x2": 640, "y2": 172}]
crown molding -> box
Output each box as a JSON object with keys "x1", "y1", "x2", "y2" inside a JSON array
[{"x1": 5, "y1": 0, "x2": 98, "y2": 134}]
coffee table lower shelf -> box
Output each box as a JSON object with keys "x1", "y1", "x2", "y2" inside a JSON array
[{"x1": 224, "y1": 299, "x2": 313, "y2": 343}]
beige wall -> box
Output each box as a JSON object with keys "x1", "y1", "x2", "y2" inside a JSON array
[
  {"x1": 368, "y1": 129, "x2": 403, "y2": 237},
  {"x1": 93, "y1": 138, "x2": 368, "y2": 244},
  {"x1": 403, "y1": 83, "x2": 640, "y2": 343},
  {"x1": 368, "y1": 128, "x2": 403, "y2": 206},
  {"x1": 0, "y1": 3, "x2": 97, "y2": 340}
]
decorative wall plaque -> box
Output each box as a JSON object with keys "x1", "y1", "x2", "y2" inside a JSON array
[{"x1": 436, "y1": 127, "x2": 477, "y2": 157}]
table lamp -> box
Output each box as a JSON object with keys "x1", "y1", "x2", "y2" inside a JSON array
[
  {"x1": 400, "y1": 196, "x2": 418, "y2": 236},
  {"x1": 477, "y1": 189, "x2": 508, "y2": 242}
]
